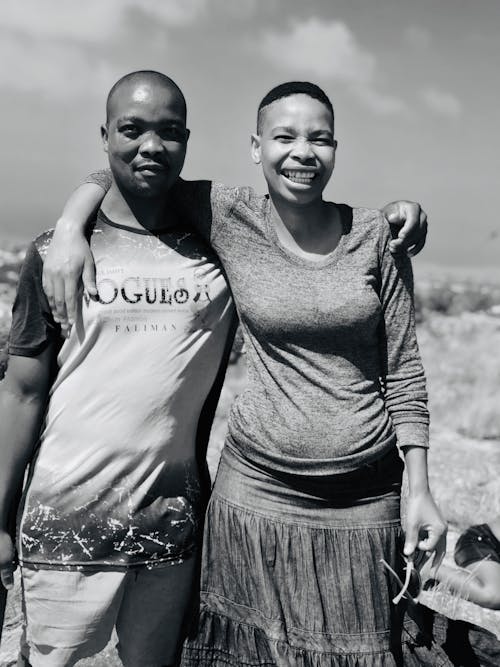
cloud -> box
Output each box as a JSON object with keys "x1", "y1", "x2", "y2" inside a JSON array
[
  {"x1": 2, "y1": 0, "x2": 207, "y2": 42},
  {"x1": 351, "y1": 85, "x2": 407, "y2": 115},
  {"x1": 421, "y1": 87, "x2": 462, "y2": 117},
  {"x1": 0, "y1": 31, "x2": 116, "y2": 98},
  {"x1": 0, "y1": 0, "x2": 209, "y2": 98},
  {"x1": 259, "y1": 19, "x2": 375, "y2": 84},
  {"x1": 131, "y1": 0, "x2": 209, "y2": 26},
  {"x1": 257, "y1": 19, "x2": 406, "y2": 115},
  {"x1": 403, "y1": 25, "x2": 431, "y2": 50}
]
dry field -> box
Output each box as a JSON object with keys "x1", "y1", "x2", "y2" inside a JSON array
[{"x1": 1, "y1": 253, "x2": 499, "y2": 664}]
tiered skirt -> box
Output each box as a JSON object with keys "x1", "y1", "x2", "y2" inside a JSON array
[{"x1": 182, "y1": 444, "x2": 450, "y2": 666}]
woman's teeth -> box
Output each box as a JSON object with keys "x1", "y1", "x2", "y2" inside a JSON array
[{"x1": 283, "y1": 171, "x2": 317, "y2": 184}]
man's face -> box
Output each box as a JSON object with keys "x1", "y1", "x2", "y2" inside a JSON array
[
  {"x1": 102, "y1": 82, "x2": 189, "y2": 198},
  {"x1": 251, "y1": 94, "x2": 336, "y2": 207}
]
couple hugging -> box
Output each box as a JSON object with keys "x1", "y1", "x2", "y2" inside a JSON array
[{"x1": 1, "y1": 70, "x2": 452, "y2": 666}]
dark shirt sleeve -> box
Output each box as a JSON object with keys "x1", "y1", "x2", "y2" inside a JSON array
[
  {"x1": 8, "y1": 243, "x2": 61, "y2": 357},
  {"x1": 377, "y1": 219, "x2": 429, "y2": 449}
]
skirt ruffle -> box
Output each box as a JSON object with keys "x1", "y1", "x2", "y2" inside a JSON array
[{"x1": 183, "y1": 607, "x2": 412, "y2": 666}]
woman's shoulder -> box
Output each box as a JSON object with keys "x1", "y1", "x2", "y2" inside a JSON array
[
  {"x1": 338, "y1": 204, "x2": 388, "y2": 244},
  {"x1": 351, "y1": 206, "x2": 386, "y2": 228}
]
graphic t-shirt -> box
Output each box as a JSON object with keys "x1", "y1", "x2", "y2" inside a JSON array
[
  {"x1": 9, "y1": 212, "x2": 234, "y2": 569},
  {"x1": 87, "y1": 173, "x2": 430, "y2": 476}
]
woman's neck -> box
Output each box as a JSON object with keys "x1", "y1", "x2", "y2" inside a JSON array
[{"x1": 269, "y1": 195, "x2": 343, "y2": 257}]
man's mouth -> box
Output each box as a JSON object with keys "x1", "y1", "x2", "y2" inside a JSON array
[
  {"x1": 136, "y1": 162, "x2": 167, "y2": 175},
  {"x1": 282, "y1": 170, "x2": 318, "y2": 185}
]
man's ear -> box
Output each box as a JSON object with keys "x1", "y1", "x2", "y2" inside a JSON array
[
  {"x1": 101, "y1": 124, "x2": 109, "y2": 153},
  {"x1": 185, "y1": 128, "x2": 191, "y2": 144},
  {"x1": 250, "y1": 133, "x2": 262, "y2": 165}
]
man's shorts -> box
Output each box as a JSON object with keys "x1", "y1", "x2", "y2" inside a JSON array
[
  {"x1": 454, "y1": 523, "x2": 500, "y2": 568},
  {"x1": 20, "y1": 554, "x2": 197, "y2": 667}
]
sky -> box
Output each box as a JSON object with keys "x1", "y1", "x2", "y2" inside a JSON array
[{"x1": 1, "y1": 0, "x2": 499, "y2": 274}]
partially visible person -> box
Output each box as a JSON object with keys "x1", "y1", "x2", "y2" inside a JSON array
[
  {"x1": 0, "y1": 71, "x2": 236, "y2": 667},
  {"x1": 428, "y1": 517, "x2": 500, "y2": 609}
]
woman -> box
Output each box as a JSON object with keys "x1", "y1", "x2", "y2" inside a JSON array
[{"x1": 43, "y1": 81, "x2": 447, "y2": 665}]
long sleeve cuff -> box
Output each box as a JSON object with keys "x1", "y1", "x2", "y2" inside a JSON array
[{"x1": 394, "y1": 421, "x2": 429, "y2": 449}]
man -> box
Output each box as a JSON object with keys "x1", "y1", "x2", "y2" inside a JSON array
[{"x1": 0, "y1": 71, "x2": 236, "y2": 667}]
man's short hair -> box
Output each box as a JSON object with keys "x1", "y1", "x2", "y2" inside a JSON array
[
  {"x1": 106, "y1": 70, "x2": 187, "y2": 124},
  {"x1": 256, "y1": 81, "x2": 334, "y2": 134}
]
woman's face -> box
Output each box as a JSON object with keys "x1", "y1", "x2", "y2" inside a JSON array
[{"x1": 251, "y1": 94, "x2": 336, "y2": 207}]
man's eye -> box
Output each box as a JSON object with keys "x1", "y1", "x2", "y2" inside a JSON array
[
  {"x1": 121, "y1": 126, "x2": 139, "y2": 138},
  {"x1": 160, "y1": 128, "x2": 186, "y2": 142},
  {"x1": 312, "y1": 137, "x2": 333, "y2": 146},
  {"x1": 274, "y1": 135, "x2": 294, "y2": 143}
]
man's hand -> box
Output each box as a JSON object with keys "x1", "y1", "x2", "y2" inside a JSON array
[
  {"x1": 0, "y1": 530, "x2": 16, "y2": 590},
  {"x1": 42, "y1": 220, "x2": 97, "y2": 330},
  {"x1": 381, "y1": 201, "x2": 428, "y2": 257},
  {"x1": 404, "y1": 490, "x2": 447, "y2": 570}
]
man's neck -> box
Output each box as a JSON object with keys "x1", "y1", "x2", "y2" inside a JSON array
[{"x1": 101, "y1": 183, "x2": 177, "y2": 233}]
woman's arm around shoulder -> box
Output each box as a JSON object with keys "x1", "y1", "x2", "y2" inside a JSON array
[{"x1": 43, "y1": 171, "x2": 110, "y2": 327}]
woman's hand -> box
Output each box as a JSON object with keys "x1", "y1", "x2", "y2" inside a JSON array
[
  {"x1": 404, "y1": 490, "x2": 447, "y2": 569},
  {"x1": 381, "y1": 201, "x2": 428, "y2": 256},
  {"x1": 42, "y1": 220, "x2": 96, "y2": 329}
]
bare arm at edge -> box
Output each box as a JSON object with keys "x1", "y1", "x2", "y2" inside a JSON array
[{"x1": 0, "y1": 348, "x2": 53, "y2": 588}]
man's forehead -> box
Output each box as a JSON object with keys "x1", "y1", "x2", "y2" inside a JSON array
[
  {"x1": 130, "y1": 84, "x2": 152, "y2": 103},
  {"x1": 114, "y1": 82, "x2": 178, "y2": 106},
  {"x1": 108, "y1": 80, "x2": 185, "y2": 119}
]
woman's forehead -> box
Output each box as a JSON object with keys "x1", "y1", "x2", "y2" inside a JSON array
[{"x1": 260, "y1": 94, "x2": 334, "y2": 132}]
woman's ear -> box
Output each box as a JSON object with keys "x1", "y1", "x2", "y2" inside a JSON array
[{"x1": 250, "y1": 134, "x2": 262, "y2": 165}]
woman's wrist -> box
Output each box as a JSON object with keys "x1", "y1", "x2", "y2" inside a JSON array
[{"x1": 401, "y1": 444, "x2": 431, "y2": 496}]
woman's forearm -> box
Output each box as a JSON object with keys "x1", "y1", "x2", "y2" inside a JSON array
[
  {"x1": 401, "y1": 445, "x2": 446, "y2": 557},
  {"x1": 58, "y1": 182, "x2": 106, "y2": 232},
  {"x1": 402, "y1": 445, "x2": 430, "y2": 495}
]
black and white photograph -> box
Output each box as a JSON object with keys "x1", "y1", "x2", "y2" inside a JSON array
[{"x1": 0, "y1": 1, "x2": 499, "y2": 665}]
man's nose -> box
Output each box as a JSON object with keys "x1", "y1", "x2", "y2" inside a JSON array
[{"x1": 139, "y1": 131, "x2": 164, "y2": 155}]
